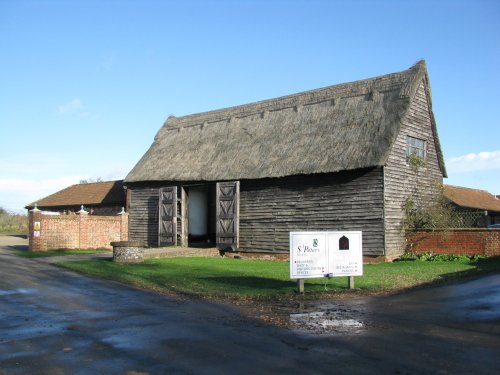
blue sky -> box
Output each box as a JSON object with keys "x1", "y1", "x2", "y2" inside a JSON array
[{"x1": 1, "y1": 0, "x2": 499, "y2": 213}]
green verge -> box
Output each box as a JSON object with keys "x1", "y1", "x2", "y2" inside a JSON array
[
  {"x1": 56, "y1": 256, "x2": 500, "y2": 300},
  {"x1": 17, "y1": 249, "x2": 110, "y2": 258}
]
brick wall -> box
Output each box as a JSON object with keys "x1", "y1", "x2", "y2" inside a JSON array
[
  {"x1": 28, "y1": 210, "x2": 128, "y2": 251},
  {"x1": 406, "y1": 229, "x2": 500, "y2": 256}
]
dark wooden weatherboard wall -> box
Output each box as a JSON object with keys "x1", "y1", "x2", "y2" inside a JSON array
[
  {"x1": 128, "y1": 186, "x2": 161, "y2": 247},
  {"x1": 239, "y1": 168, "x2": 384, "y2": 255},
  {"x1": 127, "y1": 167, "x2": 385, "y2": 256}
]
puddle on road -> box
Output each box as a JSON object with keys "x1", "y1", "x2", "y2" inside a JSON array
[
  {"x1": 290, "y1": 310, "x2": 364, "y2": 334},
  {"x1": 271, "y1": 300, "x2": 370, "y2": 335}
]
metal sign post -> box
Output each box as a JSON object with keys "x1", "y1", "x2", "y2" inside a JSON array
[
  {"x1": 297, "y1": 279, "x2": 305, "y2": 293},
  {"x1": 348, "y1": 276, "x2": 355, "y2": 289}
]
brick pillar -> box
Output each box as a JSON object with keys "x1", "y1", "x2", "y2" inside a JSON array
[
  {"x1": 28, "y1": 205, "x2": 44, "y2": 251},
  {"x1": 77, "y1": 205, "x2": 89, "y2": 249},
  {"x1": 485, "y1": 230, "x2": 500, "y2": 256}
]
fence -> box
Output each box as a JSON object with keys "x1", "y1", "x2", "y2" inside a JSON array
[
  {"x1": 453, "y1": 209, "x2": 489, "y2": 228},
  {"x1": 406, "y1": 229, "x2": 500, "y2": 257},
  {"x1": 28, "y1": 208, "x2": 128, "y2": 251}
]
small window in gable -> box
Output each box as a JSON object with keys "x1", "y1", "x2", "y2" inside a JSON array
[{"x1": 406, "y1": 136, "x2": 426, "y2": 160}]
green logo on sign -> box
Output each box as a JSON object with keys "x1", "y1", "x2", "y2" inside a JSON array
[{"x1": 313, "y1": 239, "x2": 318, "y2": 247}]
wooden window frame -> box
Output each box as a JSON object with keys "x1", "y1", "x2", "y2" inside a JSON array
[{"x1": 406, "y1": 136, "x2": 426, "y2": 161}]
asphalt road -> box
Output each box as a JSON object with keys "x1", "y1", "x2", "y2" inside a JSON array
[{"x1": 0, "y1": 235, "x2": 499, "y2": 374}]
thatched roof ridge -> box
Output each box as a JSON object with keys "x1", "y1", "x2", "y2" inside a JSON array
[
  {"x1": 160, "y1": 61, "x2": 425, "y2": 131},
  {"x1": 126, "y1": 61, "x2": 446, "y2": 183}
]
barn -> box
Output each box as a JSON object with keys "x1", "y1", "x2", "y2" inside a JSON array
[{"x1": 124, "y1": 60, "x2": 447, "y2": 258}]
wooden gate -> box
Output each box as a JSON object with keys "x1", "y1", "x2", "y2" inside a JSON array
[
  {"x1": 216, "y1": 181, "x2": 239, "y2": 250},
  {"x1": 158, "y1": 186, "x2": 177, "y2": 246}
]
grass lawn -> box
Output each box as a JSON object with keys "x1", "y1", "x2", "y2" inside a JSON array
[
  {"x1": 17, "y1": 249, "x2": 111, "y2": 258},
  {"x1": 56, "y1": 256, "x2": 500, "y2": 300}
]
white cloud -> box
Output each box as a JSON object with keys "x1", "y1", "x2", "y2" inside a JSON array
[
  {"x1": 0, "y1": 163, "x2": 132, "y2": 213},
  {"x1": 0, "y1": 176, "x2": 83, "y2": 213},
  {"x1": 446, "y1": 150, "x2": 500, "y2": 173},
  {"x1": 97, "y1": 164, "x2": 130, "y2": 181},
  {"x1": 0, "y1": 150, "x2": 134, "y2": 213},
  {"x1": 58, "y1": 98, "x2": 83, "y2": 114}
]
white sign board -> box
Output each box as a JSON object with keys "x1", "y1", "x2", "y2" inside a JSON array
[
  {"x1": 289, "y1": 232, "x2": 327, "y2": 278},
  {"x1": 290, "y1": 231, "x2": 363, "y2": 279},
  {"x1": 328, "y1": 231, "x2": 363, "y2": 277}
]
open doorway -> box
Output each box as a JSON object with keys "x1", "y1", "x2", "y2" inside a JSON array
[{"x1": 186, "y1": 184, "x2": 216, "y2": 247}]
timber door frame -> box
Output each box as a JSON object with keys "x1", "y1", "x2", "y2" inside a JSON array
[{"x1": 180, "y1": 186, "x2": 188, "y2": 247}]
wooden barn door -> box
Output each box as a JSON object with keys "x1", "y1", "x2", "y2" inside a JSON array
[
  {"x1": 158, "y1": 186, "x2": 177, "y2": 247},
  {"x1": 216, "y1": 181, "x2": 239, "y2": 251}
]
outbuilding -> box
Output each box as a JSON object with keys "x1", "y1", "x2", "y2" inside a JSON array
[
  {"x1": 125, "y1": 61, "x2": 447, "y2": 259},
  {"x1": 443, "y1": 185, "x2": 500, "y2": 227},
  {"x1": 26, "y1": 180, "x2": 126, "y2": 216}
]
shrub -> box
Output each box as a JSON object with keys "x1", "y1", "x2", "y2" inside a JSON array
[
  {"x1": 404, "y1": 184, "x2": 465, "y2": 230},
  {"x1": 0, "y1": 207, "x2": 28, "y2": 235},
  {"x1": 398, "y1": 251, "x2": 484, "y2": 262}
]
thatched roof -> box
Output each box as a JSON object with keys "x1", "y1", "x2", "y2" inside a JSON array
[
  {"x1": 444, "y1": 185, "x2": 500, "y2": 212},
  {"x1": 25, "y1": 180, "x2": 125, "y2": 210},
  {"x1": 125, "y1": 60, "x2": 446, "y2": 183}
]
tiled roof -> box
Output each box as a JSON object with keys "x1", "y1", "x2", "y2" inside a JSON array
[
  {"x1": 443, "y1": 185, "x2": 500, "y2": 212},
  {"x1": 26, "y1": 180, "x2": 125, "y2": 209}
]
